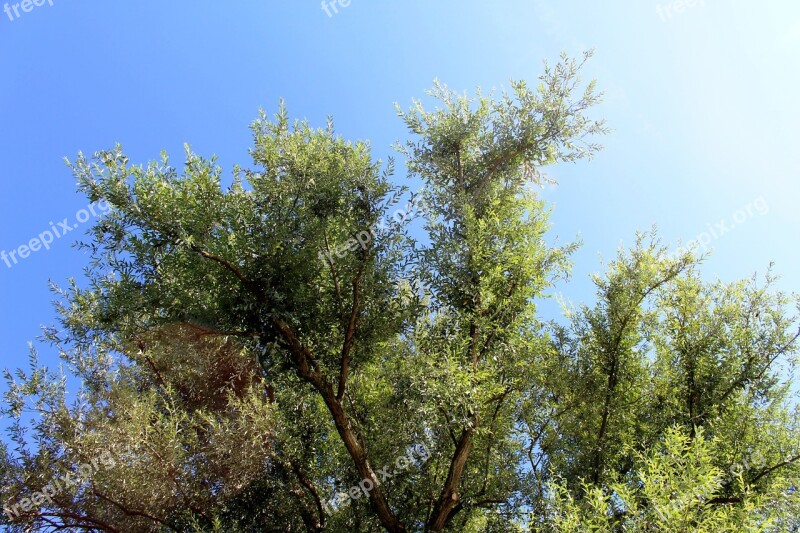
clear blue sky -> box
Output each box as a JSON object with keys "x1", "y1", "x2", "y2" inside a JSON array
[{"x1": 1, "y1": 2, "x2": 799, "y2": 388}]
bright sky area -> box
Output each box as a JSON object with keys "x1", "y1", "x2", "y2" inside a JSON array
[{"x1": 1, "y1": 2, "x2": 799, "y2": 395}]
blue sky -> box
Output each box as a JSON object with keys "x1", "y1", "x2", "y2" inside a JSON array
[{"x1": 1, "y1": 1, "x2": 799, "y2": 388}]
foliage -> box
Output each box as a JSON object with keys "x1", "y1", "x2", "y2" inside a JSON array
[
  {"x1": 546, "y1": 426, "x2": 799, "y2": 532},
  {"x1": 1, "y1": 52, "x2": 798, "y2": 532}
]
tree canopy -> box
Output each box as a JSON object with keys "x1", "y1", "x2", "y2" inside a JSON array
[{"x1": 2, "y1": 52, "x2": 798, "y2": 532}]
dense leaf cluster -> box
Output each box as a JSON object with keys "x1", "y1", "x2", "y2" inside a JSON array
[{"x1": 2, "y1": 52, "x2": 798, "y2": 532}]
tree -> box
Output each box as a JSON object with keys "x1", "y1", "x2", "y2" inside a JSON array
[
  {"x1": 2, "y1": 51, "x2": 798, "y2": 532},
  {"x1": 546, "y1": 426, "x2": 798, "y2": 532},
  {"x1": 530, "y1": 241, "x2": 800, "y2": 531}
]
